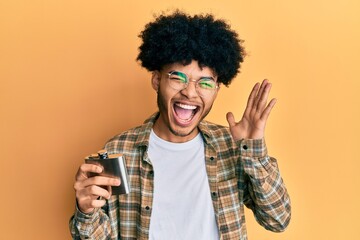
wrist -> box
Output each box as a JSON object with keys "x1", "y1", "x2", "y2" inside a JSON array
[
  {"x1": 247, "y1": 130, "x2": 264, "y2": 140},
  {"x1": 76, "y1": 199, "x2": 95, "y2": 215}
]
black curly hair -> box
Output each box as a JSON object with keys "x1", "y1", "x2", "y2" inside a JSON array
[{"x1": 136, "y1": 10, "x2": 246, "y2": 86}]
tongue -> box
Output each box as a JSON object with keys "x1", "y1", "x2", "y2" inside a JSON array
[{"x1": 174, "y1": 104, "x2": 194, "y2": 120}]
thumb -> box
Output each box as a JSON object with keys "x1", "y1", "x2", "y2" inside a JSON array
[{"x1": 226, "y1": 112, "x2": 236, "y2": 128}]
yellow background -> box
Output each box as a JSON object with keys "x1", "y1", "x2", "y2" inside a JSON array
[{"x1": 1, "y1": 0, "x2": 359, "y2": 239}]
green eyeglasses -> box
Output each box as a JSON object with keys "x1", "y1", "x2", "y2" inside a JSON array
[{"x1": 167, "y1": 71, "x2": 219, "y2": 97}]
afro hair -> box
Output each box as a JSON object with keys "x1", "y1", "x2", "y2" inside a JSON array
[{"x1": 136, "y1": 10, "x2": 246, "y2": 87}]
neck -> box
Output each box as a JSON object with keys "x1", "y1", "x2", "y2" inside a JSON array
[{"x1": 152, "y1": 117, "x2": 199, "y2": 143}]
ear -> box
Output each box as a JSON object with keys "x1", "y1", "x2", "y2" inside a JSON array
[{"x1": 151, "y1": 71, "x2": 161, "y2": 92}]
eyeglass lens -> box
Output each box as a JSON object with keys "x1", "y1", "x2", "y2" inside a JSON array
[{"x1": 168, "y1": 71, "x2": 217, "y2": 96}]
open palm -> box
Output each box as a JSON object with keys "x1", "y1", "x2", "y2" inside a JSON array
[{"x1": 226, "y1": 79, "x2": 277, "y2": 141}]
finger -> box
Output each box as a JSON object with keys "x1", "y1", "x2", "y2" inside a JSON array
[
  {"x1": 82, "y1": 176, "x2": 121, "y2": 189},
  {"x1": 107, "y1": 185, "x2": 112, "y2": 198},
  {"x1": 260, "y1": 98, "x2": 277, "y2": 122},
  {"x1": 256, "y1": 82, "x2": 272, "y2": 112},
  {"x1": 76, "y1": 163, "x2": 103, "y2": 181},
  {"x1": 245, "y1": 82, "x2": 260, "y2": 113},
  {"x1": 76, "y1": 185, "x2": 109, "y2": 200},
  {"x1": 90, "y1": 199, "x2": 107, "y2": 208},
  {"x1": 226, "y1": 112, "x2": 236, "y2": 127},
  {"x1": 253, "y1": 79, "x2": 268, "y2": 110},
  {"x1": 78, "y1": 197, "x2": 107, "y2": 213},
  {"x1": 85, "y1": 185, "x2": 112, "y2": 199}
]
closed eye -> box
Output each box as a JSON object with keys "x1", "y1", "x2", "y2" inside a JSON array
[
  {"x1": 169, "y1": 71, "x2": 188, "y2": 83},
  {"x1": 198, "y1": 78, "x2": 216, "y2": 89}
]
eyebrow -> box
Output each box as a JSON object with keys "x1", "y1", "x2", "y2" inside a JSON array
[{"x1": 199, "y1": 76, "x2": 216, "y2": 81}]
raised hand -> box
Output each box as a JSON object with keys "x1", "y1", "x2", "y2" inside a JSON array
[{"x1": 226, "y1": 79, "x2": 277, "y2": 141}]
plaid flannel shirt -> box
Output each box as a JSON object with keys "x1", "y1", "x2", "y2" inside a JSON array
[{"x1": 70, "y1": 112, "x2": 291, "y2": 239}]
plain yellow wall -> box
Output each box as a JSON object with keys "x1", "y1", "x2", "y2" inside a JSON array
[{"x1": 1, "y1": 0, "x2": 359, "y2": 239}]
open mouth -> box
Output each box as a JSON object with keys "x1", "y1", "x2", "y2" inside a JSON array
[{"x1": 173, "y1": 102, "x2": 199, "y2": 125}]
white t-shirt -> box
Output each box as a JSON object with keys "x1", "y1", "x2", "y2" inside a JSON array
[{"x1": 148, "y1": 130, "x2": 219, "y2": 240}]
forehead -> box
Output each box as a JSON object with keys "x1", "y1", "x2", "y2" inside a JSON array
[{"x1": 162, "y1": 61, "x2": 216, "y2": 78}]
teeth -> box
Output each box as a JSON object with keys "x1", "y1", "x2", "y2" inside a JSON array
[{"x1": 175, "y1": 103, "x2": 197, "y2": 110}]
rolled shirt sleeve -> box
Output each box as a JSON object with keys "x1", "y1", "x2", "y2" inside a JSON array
[
  {"x1": 238, "y1": 138, "x2": 291, "y2": 232},
  {"x1": 69, "y1": 202, "x2": 113, "y2": 239}
]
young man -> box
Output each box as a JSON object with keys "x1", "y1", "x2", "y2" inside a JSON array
[{"x1": 70, "y1": 11, "x2": 291, "y2": 240}]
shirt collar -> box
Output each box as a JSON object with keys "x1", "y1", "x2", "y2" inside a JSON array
[
  {"x1": 133, "y1": 112, "x2": 159, "y2": 148},
  {"x1": 198, "y1": 120, "x2": 213, "y2": 145}
]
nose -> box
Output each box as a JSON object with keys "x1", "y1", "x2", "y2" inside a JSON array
[{"x1": 180, "y1": 80, "x2": 199, "y2": 98}]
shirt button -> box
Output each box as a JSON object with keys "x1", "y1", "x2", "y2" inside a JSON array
[
  {"x1": 210, "y1": 156, "x2": 214, "y2": 161},
  {"x1": 149, "y1": 171, "x2": 154, "y2": 176},
  {"x1": 212, "y1": 192, "x2": 217, "y2": 197},
  {"x1": 145, "y1": 206, "x2": 150, "y2": 211},
  {"x1": 242, "y1": 145, "x2": 248, "y2": 150}
]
